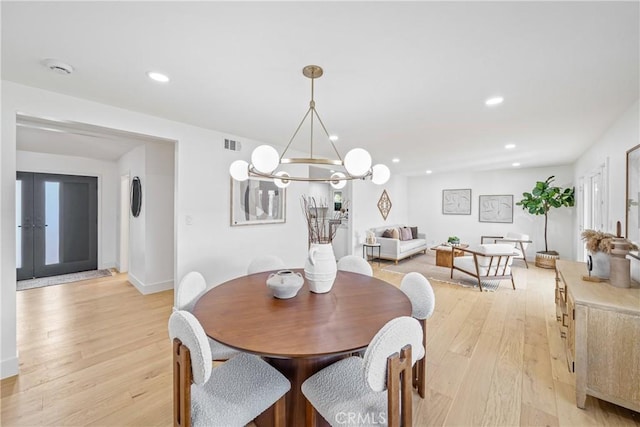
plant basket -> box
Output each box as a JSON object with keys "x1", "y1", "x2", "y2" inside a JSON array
[{"x1": 535, "y1": 251, "x2": 559, "y2": 269}]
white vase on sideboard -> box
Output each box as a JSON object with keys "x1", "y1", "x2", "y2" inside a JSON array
[{"x1": 589, "y1": 251, "x2": 610, "y2": 278}]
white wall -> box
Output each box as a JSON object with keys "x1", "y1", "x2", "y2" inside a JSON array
[
  {"x1": 351, "y1": 174, "x2": 409, "y2": 254},
  {"x1": 1, "y1": 81, "x2": 309, "y2": 377},
  {"x1": 118, "y1": 142, "x2": 175, "y2": 293},
  {"x1": 16, "y1": 151, "x2": 119, "y2": 270},
  {"x1": 307, "y1": 182, "x2": 330, "y2": 206},
  {"x1": 574, "y1": 100, "x2": 639, "y2": 267},
  {"x1": 118, "y1": 145, "x2": 147, "y2": 288},
  {"x1": 144, "y1": 141, "x2": 175, "y2": 290},
  {"x1": 574, "y1": 101, "x2": 639, "y2": 235},
  {"x1": 408, "y1": 166, "x2": 576, "y2": 261}
]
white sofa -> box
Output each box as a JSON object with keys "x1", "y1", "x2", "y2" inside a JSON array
[{"x1": 370, "y1": 225, "x2": 428, "y2": 264}]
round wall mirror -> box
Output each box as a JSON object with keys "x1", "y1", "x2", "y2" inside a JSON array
[{"x1": 131, "y1": 176, "x2": 142, "y2": 217}]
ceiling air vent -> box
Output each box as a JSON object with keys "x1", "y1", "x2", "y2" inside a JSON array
[
  {"x1": 42, "y1": 58, "x2": 74, "y2": 75},
  {"x1": 224, "y1": 138, "x2": 241, "y2": 151}
]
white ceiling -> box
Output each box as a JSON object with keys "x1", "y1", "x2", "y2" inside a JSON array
[{"x1": 2, "y1": 2, "x2": 638, "y2": 173}]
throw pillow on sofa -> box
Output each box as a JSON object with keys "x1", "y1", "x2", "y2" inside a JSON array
[
  {"x1": 410, "y1": 226, "x2": 418, "y2": 239},
  {"x1": 391, "y1": 228, "x2": 400, "y2": 239},
  {"x1": 382, "y1": 229, "x2": 394, "y2": 238},
  {"x1": 400, "y1": 227, "x2": 413, "y2": 241}
]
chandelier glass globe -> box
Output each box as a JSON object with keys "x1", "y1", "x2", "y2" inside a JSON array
[
  {"x1": 371, "y1": 164, "x2": 391, "y2": 185},
  {"x1": 329, "y1": 172, "x2": 347, "y2": 189},
  {"x1": 229, "y1": 160, "x2": 249, "y2": 182},
  {"x1": 343, "y1": 148, "x2": 372, "y2": 177},
  {"x1": 251, "y1": 145, "x2": 280, "y2": 174},
  {"x1": 273, "y1": 171, "x2": 291, "y2": 188}
]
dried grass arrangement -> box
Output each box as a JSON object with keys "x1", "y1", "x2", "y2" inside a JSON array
[
  {"x1": 301, "y1": 195, "x2": 349, "y2": 244},
  {"x1": 581, "y1": 229, "x2": 638, "y2": 253}
]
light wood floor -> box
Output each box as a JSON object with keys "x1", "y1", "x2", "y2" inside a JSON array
[{"x1": 1, "y1": 263, "x2": 639, "y2": 426}]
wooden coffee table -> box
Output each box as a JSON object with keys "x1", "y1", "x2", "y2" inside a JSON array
[{"x1": 432, "y1": 244, "x2": 469, "y2": 268}]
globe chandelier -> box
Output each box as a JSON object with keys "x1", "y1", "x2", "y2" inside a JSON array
[{"x1": 229, "y1": 65, "x2": 390, "y2": 189}]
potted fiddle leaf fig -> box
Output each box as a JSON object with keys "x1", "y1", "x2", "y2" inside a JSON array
[{"x1": 516, "y1": 176, "x2": 575, "y2": 268}]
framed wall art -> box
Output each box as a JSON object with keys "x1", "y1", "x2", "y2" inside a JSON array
[
  {"x1": 479, "y1": 194, "x2": 513, "y2": 223},
  {"x1": 230, "y1": 177, "x2": 286, "y2": 226},
  {"x1": 442, "y1": 189, "x2": 471, "y2": 215},
  {"x1": 378, "y1": 189, "x2": 392, "y2": 220}
]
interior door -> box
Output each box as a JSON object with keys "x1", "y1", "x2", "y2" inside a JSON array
[{"x1": 16, "y1": 172, "x2": 98, "y2": 280}]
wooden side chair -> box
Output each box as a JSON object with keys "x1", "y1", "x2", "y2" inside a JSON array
[
  {"x1": 337, "y1": 255, "x2": 373, "y2": 276},
  {"x1": 247, "y1": 255, "x2": 286, "y2": 275},
  {"x1": 400, "y1": 272, "x2": 435, "y2": 398},
  {"x1": 301, "y1": 316, "x2": 424, "y2": 427},
  {"x1": 169, "y1": 310, "x2": 290, "y2": 427},
  {"x1": 175, "y1": 271, "x2": 240, "y2": 361},
  {"x1": 451, "y1": 244, "x2": 517, "y2": 292}
]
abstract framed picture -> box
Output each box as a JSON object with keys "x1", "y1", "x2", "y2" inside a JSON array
[
  {"x1": 230, "y1": 177, "x2": 286, "y2": 226},
  {"x1": 442, "y1": 189, "x2": 471, "y2": 215},
  {"x1": 479, "y1": 194, "x2": 513, "y2": 223}
]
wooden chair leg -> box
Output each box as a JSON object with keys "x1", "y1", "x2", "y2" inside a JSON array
[
  {"x1": 174, "y1": 339, "x2": 192, "y2": 427},
  {"x1": 388, "y1": 345, "x2": 414, "y2": 427},
  {"x1": 519, "y1": 242, "x2": 529, "y2": 269},
  {"x1": 417, "y1": 358, "x2": 426, "y2": 398},
  {"x1": 510, "y1": 275, "x2": 516, "y2": 290},
  {"x1": 273, "y1": 395, "x2": 286, "y2": 427},
  {"x1": 417, "y1": 319, "x2": 426, "y2": 398}
]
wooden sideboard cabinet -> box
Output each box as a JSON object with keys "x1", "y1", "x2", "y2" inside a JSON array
[{"x1": 554, "y1": 260, "x2": 640, "y2": 412}]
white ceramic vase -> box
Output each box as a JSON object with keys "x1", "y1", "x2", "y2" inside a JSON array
[
  {"x1": 304, "y1": 243, "x2": 337, "y2": 293},
  {"x1": 589, "y1": 251, "x2": 610, "y2": 278}
]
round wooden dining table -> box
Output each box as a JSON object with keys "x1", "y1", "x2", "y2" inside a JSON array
[{"x1": 192, "y1": 269, "x2": 411, "y2": 427}]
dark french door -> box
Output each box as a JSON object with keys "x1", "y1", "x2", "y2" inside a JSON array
[{"x1": 16, "y1": 172, "x2": 98, "y2": 280}]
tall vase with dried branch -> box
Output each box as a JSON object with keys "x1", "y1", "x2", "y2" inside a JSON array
[
  {"x1": 301, "y1": 196, "x2": 349, "y2": 293},
  {"x1": 582, "y1": 229, "x2": 638, "y2": 281}
]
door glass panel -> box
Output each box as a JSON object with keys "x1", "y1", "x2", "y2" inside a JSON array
[
  {"x1": 16, "y1": 180, "x2": 22, "y2": 269},
  {"x1": 45, "y1": 181, "x2": 60, "y2": 265}
]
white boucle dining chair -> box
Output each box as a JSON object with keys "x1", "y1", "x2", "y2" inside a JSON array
[
  {"x1": 169, "y1": 311, "x2": 290, "y2": 427},
  {"x1": 175, "y1": 271, "x2": 240, "y2": 361},
  {"x1": 337, "y1": 255, "x2": 373, "y2": 276},
  {"x1": 400, "y1": 272, "x2": 435, "y2": 399},
  {"x1": 247, "y1": 255, "x2": 286, "y2": 275},
  {"x1": 301, "y1": 316, "x2": 424, "y2": 427}
]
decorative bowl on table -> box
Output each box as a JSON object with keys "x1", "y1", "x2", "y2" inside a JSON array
[{"x1": 266, "y1": 270, "x2": 304, "y2": 299}]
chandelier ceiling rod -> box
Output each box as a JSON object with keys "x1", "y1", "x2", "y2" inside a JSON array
[{"x1": 279, "y1": 65, "x2": 343, "y2": 163}]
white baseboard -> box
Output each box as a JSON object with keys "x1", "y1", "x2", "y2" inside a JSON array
[
  {"x1": 128, "y1": 273, "x2": 173, "y2": 295},
  {"x1": 1, "y1": 356, "x2": 19, "y2": 379},
  {"x1": 99, "y1": 261, "x2": 116, "y2": 270}
]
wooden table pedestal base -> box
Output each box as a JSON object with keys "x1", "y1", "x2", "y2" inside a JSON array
[{"x1": 255, "y1": 355, "x2": 346, "y2": 427}]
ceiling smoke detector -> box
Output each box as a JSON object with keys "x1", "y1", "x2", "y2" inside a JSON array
[{"x1": 42, "y1": 59, "x2": 74, "y2": 75}]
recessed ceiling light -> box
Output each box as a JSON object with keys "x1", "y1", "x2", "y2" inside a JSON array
[
  {"x1": 485, "y1": 96, "x2": 504, "y2": 106},
  {"x1": 426, "y1": 170, "x2": 432, "y2": 174},
  {"x1": 512, "y1": 162, "x2": 520, "y2": 167},
  {"x1": 505, "y1": 143, "x2": 516, "y2": 149},
  {"x1": 329, "y1": 135, "x2": 339, "y2": 142},
  {"x1": 147, "y1": 71, "x2": 170, "y2": 83},
  {"x1": 392, "y1": 158, "x2": 400, "y2": 163}
]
